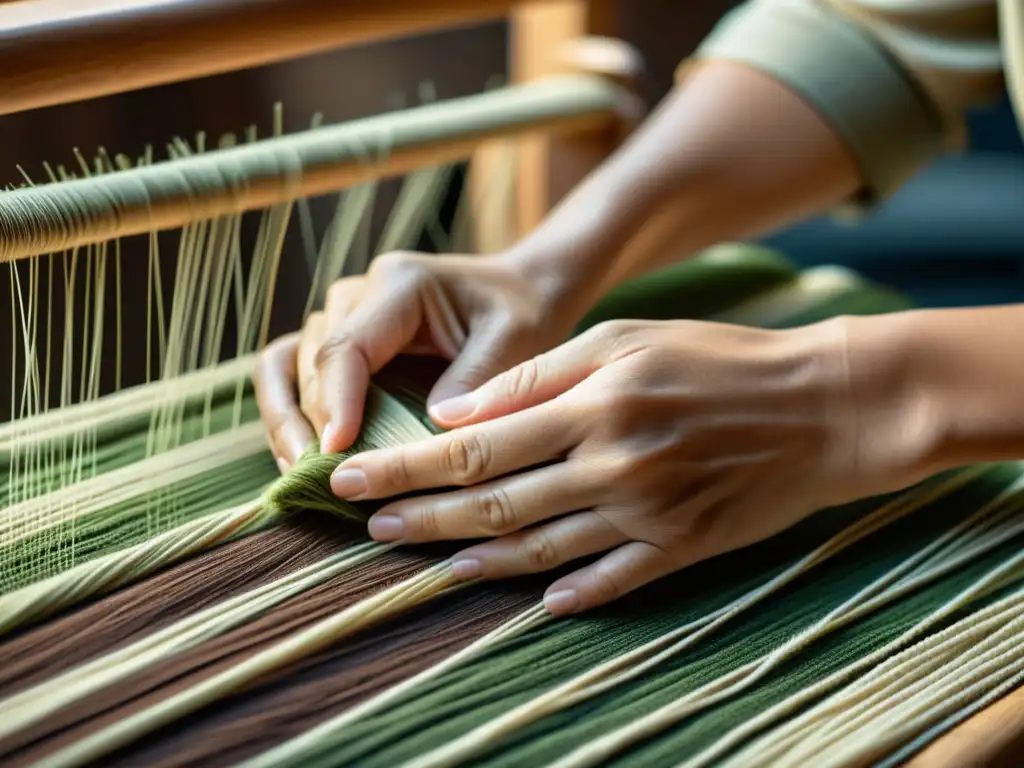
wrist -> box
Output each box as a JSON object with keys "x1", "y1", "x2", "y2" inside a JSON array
[
  {"x1": 497, "y1": 207, "x2": 633, "y2": 324},
  {"x1": 831, "y1": 313, "x2": 949, "y2": 485},
  {"x1": 876, "y1": 306, "x2": 1024, "y2": 471},
  {"x1": 485, "y1": 246, "x2": 603, "y2": 335}
]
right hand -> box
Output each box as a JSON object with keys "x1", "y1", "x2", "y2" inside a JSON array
[{"x1": 254, "y1": 250, "x2": 585, "y2": 469}]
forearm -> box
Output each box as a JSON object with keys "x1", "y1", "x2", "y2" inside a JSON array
[
  {"x1": 848, "y1": 306, "x2": 1024, "y2": 476},
  {"x1": 503, "y1": 0, "x2": 955, "y2": 317},
  {"x1": 509, "y1": 60, "x2": 863, "y2": 309}
]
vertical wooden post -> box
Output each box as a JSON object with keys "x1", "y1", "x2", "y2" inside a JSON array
[
  {"x1": 509, "y1": 0, "x2": 619, "y2": 239},
  {"x1": 469, "y1": 0, "x2": 640, "y2": 254}
]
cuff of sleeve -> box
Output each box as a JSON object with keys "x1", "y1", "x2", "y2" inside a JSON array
[{"x1": 682, "y1": 0, "x2": 948, "y2": 213}]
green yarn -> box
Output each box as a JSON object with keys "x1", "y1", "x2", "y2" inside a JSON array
[
  {"x1": 261, "y1": 246, "x2": 901, "y2": 530},
  {"x1": 289, "y1": 466, "x2": 1023, "y2": 768},
  {"x1": 249, "y1": 251, "x2": 1022, "y2": 768},
  {"x1": 574, "y1": 243, "x2": 797, "y2": 334},
  {"x1": 263, "y1": 445, "x2": 363, "y2": 522},
  {"x1": 262, "y1": 385, "x2": 437, "y2": 524}
]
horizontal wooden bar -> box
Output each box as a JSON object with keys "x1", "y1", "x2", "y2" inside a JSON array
[
  {"x1": 0, "y1": 0, "x2": 519, "y2": 117},
  {"x1": 0, "y1": 73, "x2": 626, "y2": 261}
]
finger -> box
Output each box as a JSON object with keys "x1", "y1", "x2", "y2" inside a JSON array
[
  {"x1": 542, "y1": 540, "x2": 677, "y2": 616},
  {"x1": 331, "y1": 402, "x2": 579, "y2": 500},
  {"x1": 366, "y1": 462, "x2": 606, "y2": 543},
  {"x1": 317, "y1": 275, "x2": 423, "y2": 453},
  {"x1": 428, "y1": 321, "x2": 623, "y2": 427},
  {"x1": 253, "y1": 334, "x2": 316, "y2": 469},
  {"x1": 297, "y1": 311, "x2": 329, "y2": 433},
  {"x1": 450, "y1": 511, "x2": 628, "y2": 580},
  {"x1": 427, "y1": 319, "x2": 521, "y2": 409}
]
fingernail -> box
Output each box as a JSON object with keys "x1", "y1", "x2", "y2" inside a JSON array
[
  {"x1": 276, "y1": 457, "x2": 290, "y2": 474},
  {"x1": 331, "y1": 468, "x2": 367, "y2": 499},
  {"x1": 430, "y1": 394, "x2": 477, "y2": 423},
  {"x1": 368, "y1": 514, "x2": 404, "y2": 541},
  {"x1": 320, "y1": 422, "x2": 340, "y2": 454},
  {"x1": 544, "y1": 590, "x2": 579, "y2": 616},
  {"x1": 451, "y1": 558, "x2": 483, "y2": 580}
]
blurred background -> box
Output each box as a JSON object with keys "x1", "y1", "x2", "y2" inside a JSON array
[{"x1": 1, "y1": 0, "x2": 1022, "y2": 365}]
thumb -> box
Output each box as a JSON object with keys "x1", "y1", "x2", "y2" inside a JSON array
[
  {"x1": 318, "y1": 289, "x2": 422, "y2": 453},
  {"x1": 426, "y1": 321, "x2": 519, "y2": 412},
  {"x1": 428, "y1": 325, "x2": 607, "y2": 427}
]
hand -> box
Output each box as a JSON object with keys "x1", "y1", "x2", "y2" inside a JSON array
[
  {"x1": 254, "y1": 250, "x2": 585, "y2": 469},
  {"x1": 328, "y1": 316, "x2": 936, "y2": 615}
]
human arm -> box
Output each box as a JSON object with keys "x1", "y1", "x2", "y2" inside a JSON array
[
  {"x1": 506, "y1": 0, "x2": 1008, "y2": 304},
  {"x1": 322, "y1": 301, "x2": 1024, "y2": 615},
  {"x1": 848, "y1": 305, "x2": 1024, "y2": 472},
  {"x1": 256, "y1": 0, "x2": 1007, "y2": 467}
]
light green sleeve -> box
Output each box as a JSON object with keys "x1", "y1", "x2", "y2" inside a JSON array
[{"x1": 683, "y1": 0, "x2": 951, "y2": 212}]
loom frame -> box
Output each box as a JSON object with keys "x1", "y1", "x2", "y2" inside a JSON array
[{"x1": 0, "y1": 0, "x2": 1017, "y2": 764}]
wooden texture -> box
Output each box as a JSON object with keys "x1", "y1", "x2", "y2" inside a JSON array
[
  {"x1": 510, "y1": 0, "x2": 623, "y2": 238},
  {"x1": 0, "y1": 0, "x2": 518, "y2": 117},
  {"x1": 908, "y1": 684, "x2": 1024, "y2": 767},
  {"x1": 469, "y1": 0, "x2": 640, "y2": 252}
]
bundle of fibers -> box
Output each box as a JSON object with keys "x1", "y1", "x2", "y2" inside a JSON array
[
  {"x1": 1, "y1": 81, "x2": 1021, "y2": 767},
  {"x1": 7, "y1": 250, "x2": 1024, "y2": 768},
  {"x1": 0, "y1": 89, "x2": 498, "y2": 625},
  {"x1": 0, "y1": 515, "x2": 359, "y2": 693}
]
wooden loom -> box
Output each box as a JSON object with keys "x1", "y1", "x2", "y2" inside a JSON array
[{"x1": 0, "y1": 1, "x2": 1022, "y2": 766}]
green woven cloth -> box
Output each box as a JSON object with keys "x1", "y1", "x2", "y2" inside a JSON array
[
  {"x1": 12, "y1": 245, "x2": 1016, "y2": 768},
  {"x1": 254, "y1": 248, "x2": 1019, "y2": 767}
]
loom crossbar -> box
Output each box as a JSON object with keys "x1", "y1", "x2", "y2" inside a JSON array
[
  {"x1": 0, "y1": 73, "x2": 624, "y2": 262},
  {"x1": 0, "y1": 0, "x2": 520, "y2": 117}
]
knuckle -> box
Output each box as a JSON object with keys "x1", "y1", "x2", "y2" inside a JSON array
[
  {"x1": 378, "y1": 450, "x2": 414, "y2": 495},
  {"x1": 263, "y1": 408, "x2": 303, "y2": 452},
  {"x1": 585, "y1": 319, "x2": 633, "y2": 347},
  {"x1": 313, "y1": 333, "x2": 355, "y2": 374},
  {"x1": 472, "y1": 489, "x2": 517, "y2": 535},
  {"x1": 602, "y1": 453, "x2": 641, "y2": 485},
  {"x1": 586, "y1": 319, "x2": 653, "y2": 364},
  {"x1": 370, "y1": 250, "x2": 419, "y2": 277},
  {"x1": 503, "y1": 358, "x2": 540, "y2": 400},
  {"x1": 415, "y1": 505, "x2": 442, "y2": 538},
  {"x1": 324, "y1": 279, "x2": 361, "y2": 316},
  {"x1": 519, "y1": 532, "x2": 560, "y2": 570},
  {"x1": 253, "y1": 335, "x2": 296, "y2": 388},
  {"x1": 439, "y1": 433, "x2": 491, "y2": 485}
]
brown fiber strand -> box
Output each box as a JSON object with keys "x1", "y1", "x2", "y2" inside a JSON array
[
  {"x1": 0, "y1": 514, "x2": 359, "y2": 698},
  {"x1": 117, "y1": 581, "x2": 544, "y2": 767},
  {"x1": 1, "y1": 547, "x2": 438, "y2": 765}
]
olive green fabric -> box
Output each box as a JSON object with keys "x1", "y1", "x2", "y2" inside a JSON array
[{"x1": 261, "y1": 251, "x2": 1017, "y2": 767}]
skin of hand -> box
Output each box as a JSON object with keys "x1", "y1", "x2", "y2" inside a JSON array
[
  {"x1": 255, "y1": 59, "x2": 866, "y2": 471},
  {"x1": 254, "y1": 249, "x2": 595, "y2": 468},
  {"x1": 327, "y1": 315, "x2": 943, "y2": 616}
]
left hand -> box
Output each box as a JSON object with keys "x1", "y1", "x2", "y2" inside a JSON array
[{"x1": 329, "y1": 317, "x2": 933, "y2": 615}]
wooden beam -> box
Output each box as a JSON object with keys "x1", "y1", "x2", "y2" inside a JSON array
[
  {"x1": 907, "y1": 684, "x2": 1024, "y2": 767},
  {"x1": 469, "y1": 0, "x2": 642, "y2": 253},
  {"x1": 0, "y1": 0, "x2": 520, "y2": 117},
  {"x1": 510, "y1": 0, "x2": 623, "y2": 239},
  {"x1": 0, "y1": 74, "x2": 624, "y2": 261}
]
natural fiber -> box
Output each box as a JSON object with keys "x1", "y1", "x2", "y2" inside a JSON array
[
  {"x1": 0, "y1": 75, "x2": 621, "y2": 262},
  {"x1": 1, "y1": 76, "x2": 1022, "y2": 768}
]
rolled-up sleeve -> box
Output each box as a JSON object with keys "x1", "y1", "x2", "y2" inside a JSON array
[{"x1": 680, "y1": 0, "x2": 1003, "y2": 211}]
